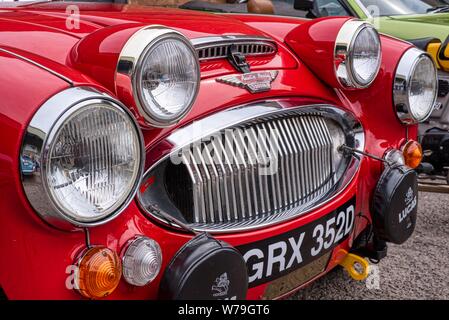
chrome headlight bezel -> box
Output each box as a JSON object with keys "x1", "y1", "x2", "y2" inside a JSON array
[
  {"x1": 334, "y1": 20, "x2": 382, "y2": 89},
  {"x1": 393, "y1": 47, "x2": 438, "y2": 125},
  {"x1": 117, "y1": 26, "x2": 200, "y2": 128},
  {"x1": 21, "y1": 87, "x2": 144, "y2": 230}
]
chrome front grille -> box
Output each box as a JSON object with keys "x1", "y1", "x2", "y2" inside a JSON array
[
  {"x1": 180, "y1": 114, "x2": 335, "y2": 226},
  {"x1": 138, "y1": 102, "x2": 364, "y2": 233},
  {"x1": 192, "y1": 36, "x2": 277, "y2": 61}
]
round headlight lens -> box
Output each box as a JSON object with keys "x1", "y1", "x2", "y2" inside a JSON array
[
  {"x1": 135, "y1": 34, "x2": 200, "y2": 127},
  {"x1": 335, "y1": 20, "x2": 381, "y2": 88},
  {"x1": 394, "y1": 48, "x2": 438, "y2": 124},
  {"x1": 409, "y1": 56, "x2": 438, "y2": 121},
  {"x1": 350, "y1": 26, "x2": 381, "y2": 86},
  {"x1": 45, "y1": 102, "x2": 142, "y2": 224}
]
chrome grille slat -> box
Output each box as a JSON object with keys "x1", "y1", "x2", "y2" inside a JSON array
[
  {"x1": 203, "y1": 143, "x2": 223, "y2": 222},
  {"x1": 272, "y1": 121, "x2": 289, "y2": 209},
  {"x1": 254, "y1": 125, "x2": 272, "y2": 213},
  {"x1": 314, "y1": 117, "x2": 330, "y2": 195},
  {"x1": 182, "y1": 153, "x2": 200, "y2": 223},
  {"x1": 319, "y1": 118, "x2": 335, "y2": 184},
  {"x1": 186, "y1": 149, "x2": 206, "y2": 222},
  {"x1": 218, "y1": 138, "x2": 236, "y2": 220},
  {"x1": 286, "y1": 118, "x2": 304, "y2": 205},
  {"x1": 280, "y1": 120, "x2": 296, "y2": 206},
  {"x1": 224, "y1": 131, "x2": 245, "y2": 220},
  {"x1": 194, "y1": 145, "x2": 215, "y2": 223},
  {"x1": 173, "y1": 113, "x2": 340, "y2": 227},
  {"x1": 193, "y1": 38, "x2": 277, "y2": 61},
  {"x1": 235, "y1": 129, "x2": 256, "y2": 218},
  {"x1": 307, "y1": 116, "x2": 321, "y2": 198},
  {"x1": 309, "y1": 117, "x2": 323, "y2": 196},
  {"x1": 210, "y1": 138, "x2": 228, "y2": 222},
  {"x1": 217, "y1": 135, "x2": 239, "y2": 220},
  {"x1": 302, "y1": 117, "x2": 318, "y2": 199},
  {"x1": 247, "y1": 127, "x2": 269, "y2": 214},
  {"x1": 233, "y1": 129, "x2": 253, "y2": 218},
  {"x1": 320, "y1": 118, "x2": 331, "y2": 192},
  {"x1": 281, "y1": 119, "x2": 299, "y2": 205},
  {"x1": 294, "y1": 117, "x2": 312, "y2": 202}
]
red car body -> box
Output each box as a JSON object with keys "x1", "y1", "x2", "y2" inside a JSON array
[{"x1": 0, "y1": 1, "x2": 416, "y2": 300}]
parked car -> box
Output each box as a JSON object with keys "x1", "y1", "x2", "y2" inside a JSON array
[
  {"x1": 20, "y1": 155, "x2": 35, "y2": 176},
  {"x1": 0, "y1": 0, "x2": 438, "y2": 299}
]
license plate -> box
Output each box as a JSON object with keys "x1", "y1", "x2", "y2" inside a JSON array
[
  {"x1": 238, "y1": 197, "x2": 356, "y2": 288},
  {"x1": 263, "y1": 252, "x2": 331, "y2": 299}
]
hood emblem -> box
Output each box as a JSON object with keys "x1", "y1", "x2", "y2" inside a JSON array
[{"x1": 216, "y1": 70, "x2": 278, "y2": 94}]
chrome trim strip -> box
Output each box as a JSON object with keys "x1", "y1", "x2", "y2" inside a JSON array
[
  {"x1": 0, "y1": 48, "x2": 73, "y2": 85},
  {"x1": 137, "y1": 101, "x2": 365, "y2": 234},
  {"x1": 21, "y1": 87, "x2": 145, "y2": 230}
]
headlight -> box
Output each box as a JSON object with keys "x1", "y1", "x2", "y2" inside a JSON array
[
  {"x1": 117, "y1": 26, "x2": 200, "y2": 127},
  {"x1": 335, "y1": 20, "x2": 381, "y2": 88},
  {"x1": 394, "y1": 48, "x2": 438, "y2": 124},
  {"x1": 21, "y1": 87, "x2": 144, "y2": 230}
]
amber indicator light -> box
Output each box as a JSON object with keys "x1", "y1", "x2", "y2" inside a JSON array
[
  {"x1": 76, "y1": 246, "x2": 122, "y2": 299},
  {"x1": 402, "y1": 140, "x2": 423, "y2": 169}
]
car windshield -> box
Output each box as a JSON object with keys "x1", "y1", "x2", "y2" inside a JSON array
[
  {"x1": 358, "y1": 0, "x2": 449, "y2": 16},
  {"x1": 174, "y1": 0, "x2": 320, "y2": 18},
  {"x1": 0, "y1": 0, "x2": 350, "y2": 18},
  {"x1": 5, "y1": 0, "x2": 448, "y2": 17}
]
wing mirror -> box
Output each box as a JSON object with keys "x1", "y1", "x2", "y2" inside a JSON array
[{"x1": 294, "y1": 0, "x2": 314, "y2": 10}]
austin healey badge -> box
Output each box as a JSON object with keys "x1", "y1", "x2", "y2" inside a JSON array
[{"x1": 216, "y1": 70, "x2": 279, "y2": 93}]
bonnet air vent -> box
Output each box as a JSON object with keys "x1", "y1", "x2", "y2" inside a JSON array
[{"x1": 192, "y1": 36, "x2": 277, "y2": 61}]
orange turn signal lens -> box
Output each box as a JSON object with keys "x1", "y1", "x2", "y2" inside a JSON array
[
  {"x1": 402, "y1": 140, "x2": 423, "y2": 169},
  {"x1": 76, "y1": 246, "x2": 122, "y2": 299}
]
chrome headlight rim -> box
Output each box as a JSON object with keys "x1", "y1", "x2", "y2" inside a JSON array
[
  {"x1": 393, "y1": 48, "x2": 438, "y2": 125},
  {"x1": 21, "y1": 87, "x2": 145, "y2": 230},
  {"x1": 334, "y1": 20, "x2": 382, "y2": 89},
  {"x1": 117, "y1": 26, "x2": 200, "y2": 128}
]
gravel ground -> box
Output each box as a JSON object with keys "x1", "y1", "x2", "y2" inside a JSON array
[{"x1": 293, "y1": 192, "x2": 449, "y2": 300}]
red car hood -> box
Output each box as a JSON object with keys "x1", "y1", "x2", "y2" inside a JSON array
[{"x1": 0, "y1": 2, "x2": 270, "y2": 64}]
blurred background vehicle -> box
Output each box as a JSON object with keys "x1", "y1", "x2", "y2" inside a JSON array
[{"x1": 20, "y1": 155, "x2": 35, "y2": 176}]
